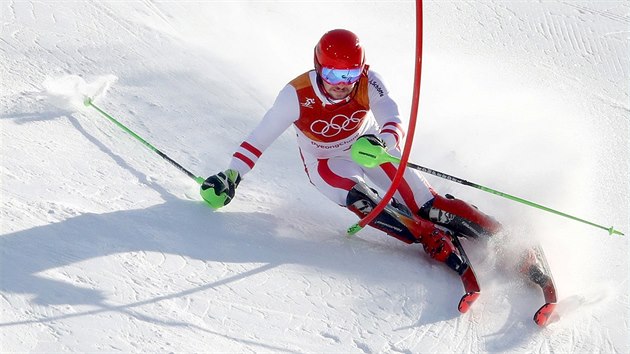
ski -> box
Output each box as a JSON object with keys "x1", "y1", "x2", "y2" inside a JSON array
[
  {"x1": 451, "y1": 235, "x2": 481, "y2": 313},
  {"x1": 345, "y1": 183, "x2": 560, "y2": 322},
  {"x1": 520, "y1": 245, "x2": 558, "y2": 326}
]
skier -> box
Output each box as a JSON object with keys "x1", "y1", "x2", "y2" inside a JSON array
[{"x1": 201, "y1": 29, "x2": 501, "y2": 273}]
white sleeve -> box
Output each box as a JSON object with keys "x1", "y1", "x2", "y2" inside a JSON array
[
  {"x1": 367, "y1": 70, "x2": 405, "y2": 150},
  {"x1": 228, "y1": 85, "x2": 299, "y2": 176}
]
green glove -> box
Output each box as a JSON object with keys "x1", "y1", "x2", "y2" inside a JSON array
[
  {"x1": 200, "y1": 169, "x2": 241, "y2": 209},
  {"x1": 351, "y1": 134, "x2": 388, "y2": 168}
]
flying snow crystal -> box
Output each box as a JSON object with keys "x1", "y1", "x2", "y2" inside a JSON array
[{"x1": 42, "y1": 74, "x2": 118, "y2": 111}]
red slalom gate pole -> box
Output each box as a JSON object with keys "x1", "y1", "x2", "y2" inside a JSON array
[{"x1": 348, "y1": 0, "x2": 423, "y2": 235}]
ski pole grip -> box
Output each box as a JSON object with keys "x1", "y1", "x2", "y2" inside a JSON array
[{"x1": 351, "y1": 138, "x2": 399, "y2": 168}]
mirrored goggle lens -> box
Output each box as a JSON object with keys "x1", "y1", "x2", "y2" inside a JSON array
[{"x1": 321, "y1": 67, "x2": 362, "y2": 85}]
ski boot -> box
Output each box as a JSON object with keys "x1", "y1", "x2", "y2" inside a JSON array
[
  {"x1": 421, "y1": 227, "x2": 467, "y2": 275},
  {"x1": 346, "y1": 182, "x2": 465, "y2": 274},
  {"x1": 418, "y1": 193, "x2": 502, "y2": 238}
]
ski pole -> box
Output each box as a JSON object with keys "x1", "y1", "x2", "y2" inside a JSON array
[
  {"x1": 352, "y1": 145, "x2": 624, "y2": 236},
  {"x1": 83, "y1": 97, "x2": 205, "y2": 185}
]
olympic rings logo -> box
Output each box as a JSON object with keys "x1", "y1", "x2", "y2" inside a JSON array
[{"x1": 310, "y1": 110, "x2": 367, "y2": 137}]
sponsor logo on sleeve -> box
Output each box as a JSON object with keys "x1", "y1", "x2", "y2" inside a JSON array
[{"x1": 369, "y1": 79, "x2": 384, "y2": 97}]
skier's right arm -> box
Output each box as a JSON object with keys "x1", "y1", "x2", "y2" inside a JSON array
[
  {"x1": 228, "y1": 85, "x2": 299, "y2": 176},
  {"x1": 201, "y1": 85, "x2": 299, "y2": 208}
]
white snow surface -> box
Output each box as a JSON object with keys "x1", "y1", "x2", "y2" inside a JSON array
[{"x1": 1, "y1": 1, "x2": 629, "y2": 353}]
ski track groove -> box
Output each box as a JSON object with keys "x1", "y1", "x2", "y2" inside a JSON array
[
  {"x1": 613, "y1": 38, "x2": 629, "y2": 79},
  {"x1": 141, "y1": 0, "x2": 178, "y2": 35},
  {"x1": 546, "y1": 12, "x2": 564, "y2": 55},
  {"x1": 5, "y1": 0, "x2": 17, "y2": 23},
  {"x1": 87, "y1": 2, "x2": 143, "y2": 44},
  {"x1": 26, "y1": 0, "x2": 35, "y2": 20},
  {"x1": 562, "y1": 2, "x2": 630, "y2": 24},
  {"x1": 454, "y1": 317, "x2": 476, "y2": 354},
  {"x1": 562, "y1": 21, "x2": 592, "y2": 58}
]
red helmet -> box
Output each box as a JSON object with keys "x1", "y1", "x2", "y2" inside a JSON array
[{"x1": 314, "y1": 29, "x2": 365, "y2": 74}]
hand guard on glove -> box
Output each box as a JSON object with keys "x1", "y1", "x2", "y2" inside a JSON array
[
  {"x1": 200, "y1": 169, "x2": 241, "y2": 209},
  {"x1": 351, "y1": 134, "x2": 388, "y2": 168}
]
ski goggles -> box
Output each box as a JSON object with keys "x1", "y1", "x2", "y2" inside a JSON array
[{"x1": 320, "y1": 67, "x2": 363, "y2": 85}]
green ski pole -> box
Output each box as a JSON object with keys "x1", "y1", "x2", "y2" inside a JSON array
[
  {"x1": 83, "y1": 97, "x2": 205, "y2": 185},
  {"x1": 351, "y1": 139, "x2": 624, "y2": 236}
]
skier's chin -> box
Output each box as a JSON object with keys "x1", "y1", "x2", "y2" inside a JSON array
[
  {"x1": 327, "y1": 87, "x2": 353, "y2": 99},
  {"x1": 322, "y1": 81, "x2": 355, "y2": 100}
]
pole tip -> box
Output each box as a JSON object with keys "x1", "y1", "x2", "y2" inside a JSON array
[
  {"x1": 609, "y1": 226, "x2": 625, "y2": 236},
  {"x1": 83, "y1": 96, "x2": 93, "y2": 107}
]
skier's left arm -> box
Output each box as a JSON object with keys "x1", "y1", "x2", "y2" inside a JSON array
[{"x1": 367, "y1": 70, "x2": 405, "y2": 151}]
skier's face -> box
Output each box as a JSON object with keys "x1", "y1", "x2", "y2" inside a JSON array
[{"x1": 322, "y1": 80, "x2": 355, "y2": 100}]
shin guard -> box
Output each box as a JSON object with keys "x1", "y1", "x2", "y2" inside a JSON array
[{"x1": 346, "y1": 182, "x2": 431, "y2": 244}]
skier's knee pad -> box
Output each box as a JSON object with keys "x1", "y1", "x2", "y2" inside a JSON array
[{"x1": 419, "y1": 194, "x2": 501, "y2": 238}]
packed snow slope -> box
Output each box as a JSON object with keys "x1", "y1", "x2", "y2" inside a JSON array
[{"x1": 1, "y1": 1, "x2": 628, "y2": 353}]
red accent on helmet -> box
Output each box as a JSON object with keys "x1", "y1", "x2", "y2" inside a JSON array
[{"x1": 314, "y1": 29, "x2": 365, "y2": 74}]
